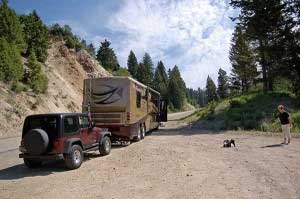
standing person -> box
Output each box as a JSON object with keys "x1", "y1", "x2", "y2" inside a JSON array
[{"x1": 277, "y1": 105, "x2": 292, "y2": 145}]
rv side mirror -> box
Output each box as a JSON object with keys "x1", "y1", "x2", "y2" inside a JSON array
[{"x1": 160, "y1": 100, "x2": 168, "y2": 122}]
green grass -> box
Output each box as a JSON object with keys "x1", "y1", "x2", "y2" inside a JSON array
[{"x1": 195, "y1": 92, "x2": 300, "y2": 133}]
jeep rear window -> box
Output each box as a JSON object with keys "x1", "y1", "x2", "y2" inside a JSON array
[{"x1": 23, "y1": 116, "x2": 59, "y2": 137}]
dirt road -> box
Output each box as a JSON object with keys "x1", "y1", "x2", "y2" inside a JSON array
[{"x1": 0, "y1": 114, "x2": 300, "y2": 199}]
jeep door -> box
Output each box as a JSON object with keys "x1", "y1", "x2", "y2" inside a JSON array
[
  {"x1": 63, "y1": 116, "x2": 91, "y2": 149},
  {"x1": 79, "y1": 115, "x2": 96, "y2": 148}
]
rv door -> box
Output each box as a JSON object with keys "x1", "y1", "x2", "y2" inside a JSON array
[{"x1": 159, "y1": 100, "x2": 168, "y2": 122}]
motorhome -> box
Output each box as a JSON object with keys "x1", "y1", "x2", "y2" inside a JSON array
[{"x1": 82, "y1": 76, "x2": 167, "y2": 141}]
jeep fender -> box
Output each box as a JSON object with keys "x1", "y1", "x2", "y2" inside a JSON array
[
  {"x1": 99, "y1": 131, "x2": 111, "y2": 145},
  {"x1": 63, "y1": 138, "x2": 83, "y2": 154}
]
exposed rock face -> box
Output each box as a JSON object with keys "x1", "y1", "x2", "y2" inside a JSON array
[{"x1": 0, "y1": 40, "x2": 111, "y2": 138}]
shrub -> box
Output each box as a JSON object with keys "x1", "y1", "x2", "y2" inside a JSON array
[
  {"x1": 11, "y1": 81, "x2": 28, "y2": 93},
  {"x1": 260, "y1": 122, "x2": 269, "y2": 132},
  {"x1": 113, "y1": 67, "x2": 131, "y2": 77},
  {"x1": 207, "y1": 114, "x2": 215, "y2": 121},
  {"x1": 65, "y1": 36, "x2": 76, "y2": 49},
  {"x1": 226, "y1": 108, "x2": 243, "y2": 121},
  {"x1": 292, "y1": 112, "x2": 300, "y2": 124},
  {"x1": 27, "y1": 52, "x2": 48, "y2": 93},
  {"x1": 229, "y1": 98, "x2": 246, "y2": 108},
  {"x1": 269, "y1": 120, "x2": 281, "y2": 132},
  {"x1": 31, "y1": 73, "x2": 48, "y2": 93},
  {"x1": 243, "y1": 120, "x2": 258, "y2": 130},
  {"x1": 0, "y1": 38, "x2": 23, "y2": 82}
]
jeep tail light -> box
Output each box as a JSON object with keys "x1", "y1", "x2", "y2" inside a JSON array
[
  {"x1": 53, "y1": 140, "x2": 60, "y2": 149},
  {"x1": 19, "y1": 139, "x2": 26, "y2": 153}
]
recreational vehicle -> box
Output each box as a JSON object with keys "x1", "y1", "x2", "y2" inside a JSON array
[{"x1": 82, "y1": 77, "x2": 167, "y2": 141}]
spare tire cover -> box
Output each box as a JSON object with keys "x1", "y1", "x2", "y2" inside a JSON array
[{"x1": 24, "y1": 129, "x2": 49, "y2": 155}]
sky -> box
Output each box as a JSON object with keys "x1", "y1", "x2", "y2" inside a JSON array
[{"x1": 10, "y1": 0, "x2": 236, "y2": 89}]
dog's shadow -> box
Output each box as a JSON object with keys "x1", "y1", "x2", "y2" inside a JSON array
[{"x1": 261, "y1": 143, "x2": 284, "y2": 148}]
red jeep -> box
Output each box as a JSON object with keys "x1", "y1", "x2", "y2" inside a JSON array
[{"x1": 19, "y1": 113, "x2": 111, "y2": 169}]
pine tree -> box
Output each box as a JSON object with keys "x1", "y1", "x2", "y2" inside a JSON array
[
  {"x1": 229, "y1": 26, "x2": 258, "y2": 92},
  {"x1": 49, "y1": 23, "x2": 64, "y2": 38},
  {"x1": 0, "y1": 37, "x2": 23, "y2": 81},
  {"x1": 156, "y1": 61, "x2": 168, "y2": 84},
  {"x1": 142, "y1": 52, "x2": 154, "y2": 85},
  {"x1": 153, "y1": 61, "x2": 168, "y2": 100},
  {"x1": 217, "y1": 68, "x2": 229, "y2": 98},
  {"x1": 230, "y1": 0, "x2": 286, "y2": 92},
  {"x1": 168, "y1": 66, "x2": 186, "y2": 109},
  {"x1": 137, "y1": 63, "x2": 148, "y2": 84},
  {"x1": 0, "y1": 0, "x2": 26, "y2": 52},
  {"x1": 27, "y1": 51, "x2": 48, "y2": 93},
  {"x1": 206, "y1": 76, "x2": 218, "y2": 102},
  {"x1": 19, "y1": 10, "x2": 49, "y2": 62},
  {"x1": 96, "y1": 39, "x2": 119, "y2": 71},
  {"x1": 197, "y1": 88, "x2": 207, "y2": 107},
  {"x1": 87, "y1": 43, "x2": 96, "y2": 57},
  {"x1": 279, "y1": 0, "x2": 300, "y2": 96},
  {"x1": 127, "y1": 50, "x2": 138, "y2": 78}
]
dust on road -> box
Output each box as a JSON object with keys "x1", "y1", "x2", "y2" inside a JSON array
[{"x1": 0, "y1": 123, "x2": 300, "y2": 199}]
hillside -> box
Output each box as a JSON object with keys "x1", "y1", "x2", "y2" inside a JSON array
[
  {"x1": 193, "y1": 92, "x2": 300, "y2": 133},
  {"x1": 0, "y1": 40, "x2": 110, "y2": 138}
]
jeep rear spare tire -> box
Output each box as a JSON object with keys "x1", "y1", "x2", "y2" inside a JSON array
[
  {"x1": 24, "y1": 129, "x2": 49, "y2": 155},
  {"x1": 64, "y1": 145, "x2": 83, "y2": 170}
]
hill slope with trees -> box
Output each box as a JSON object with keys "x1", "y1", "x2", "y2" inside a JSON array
[
  {"x1": 0, "y1": 0, "x2": 110, "y2": 138},
  {"x1": 191, "y1": 0, "x2": 300, "y2": 133}
]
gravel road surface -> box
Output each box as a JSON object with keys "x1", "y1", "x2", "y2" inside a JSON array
[{"x1": 0, "y1": 112, "x2": 299, "y2": 199}]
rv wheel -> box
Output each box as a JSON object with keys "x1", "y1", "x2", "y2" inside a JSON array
[
  {"x1": 141, "y1": 123, "x2": 145, "y2": 139},
  {"x1": 133, "y1": 125, "x2": 142, "y2": 142}
]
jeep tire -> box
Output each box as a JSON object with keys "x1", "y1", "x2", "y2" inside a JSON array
[
  {"x1": 64, "y1": 145, "x2": 83, "y2": 170},
  {"x1": 24, "y1": 158, "x2": 42, "y2": 168},
  {"x1": 99, "y1": 136, "x2": 111, "y2": 156}
]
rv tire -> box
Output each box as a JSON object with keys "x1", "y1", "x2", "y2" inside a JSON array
[
  {"x1": 133, "y1": 126, "x2": 142, "y2": 142},
  {"x1": 141, "y1": 123, "x2": 145, "y2": 139}
]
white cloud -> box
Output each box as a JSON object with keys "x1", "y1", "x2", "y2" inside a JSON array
[{"x1": 108, "y1": 0, "x2": 234, "y2": 89}]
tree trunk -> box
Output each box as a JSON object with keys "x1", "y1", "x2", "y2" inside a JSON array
[
  {"x1": 268, "y1": 74, "x2": 273, "y2": 91},
  {"x1": 259, "y1": 39, "x2": 268, "y2": 93}
]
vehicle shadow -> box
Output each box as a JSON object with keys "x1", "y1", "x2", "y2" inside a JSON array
[
  {"x1": 0, "y1": 160, "x2": 66, "y2": 180},
  {"x1": 0, "y1": 151, "x2": 111, "y2": 180}
]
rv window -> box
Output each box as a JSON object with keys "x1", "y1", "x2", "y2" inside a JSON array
[{"x1": 136, "y1": 91, "x2": 141, "y2": 108}]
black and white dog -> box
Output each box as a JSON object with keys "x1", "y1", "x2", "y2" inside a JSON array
[{"x1": 223, "y1": 139, "x2": 236, "y2": 148}]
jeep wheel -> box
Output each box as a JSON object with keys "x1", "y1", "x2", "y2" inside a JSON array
[
  {"x1": 141, "y1": 123, "x2": 146, "y2": 139},
  {"x1": 24, "y1": 158, "x2": 42, "y2": 168},
  {"x1": 64, "y1": 145, "x2": 83, "y2": 170},
  {"x1": 99, "y1": 136, "x2": 111, "y2": 156}
]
